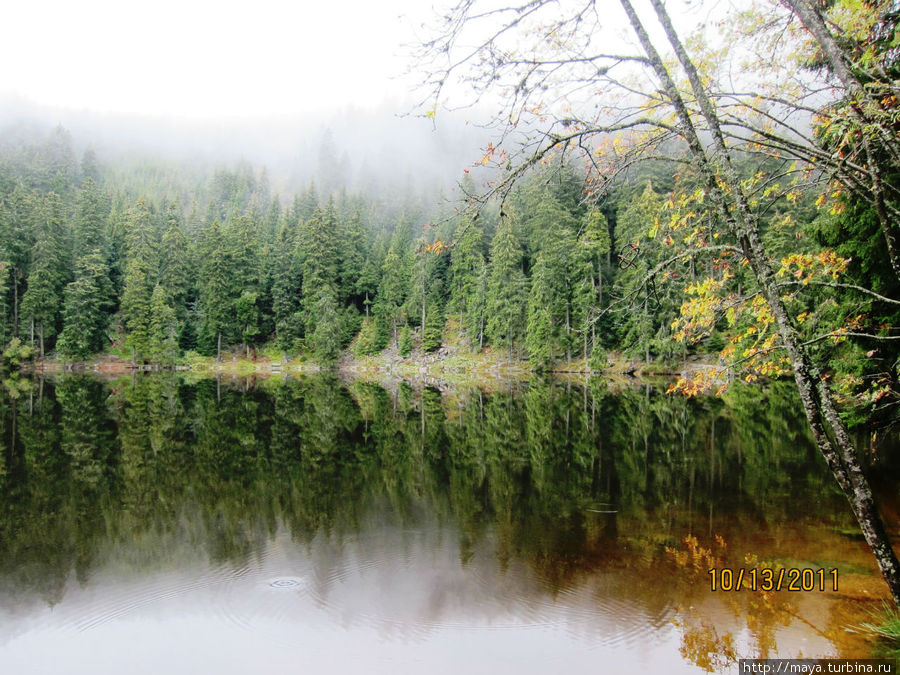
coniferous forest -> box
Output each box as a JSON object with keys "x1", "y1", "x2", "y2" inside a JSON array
[{"x1": 2, "y1": 123, "x2": 897, "y2": 428}]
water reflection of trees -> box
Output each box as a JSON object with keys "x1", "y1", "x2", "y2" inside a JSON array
[{"x1": 0, "y1": 373, "x2": 886, "y2": 661}]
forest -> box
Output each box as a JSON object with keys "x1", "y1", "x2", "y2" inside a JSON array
[{"x1": 0, "y1": 118, "x2": 896, "y2": 434}]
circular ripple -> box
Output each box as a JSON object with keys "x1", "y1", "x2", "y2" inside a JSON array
[{"x1": 268, "y1": 577, "x2": 306, "y2": 589}]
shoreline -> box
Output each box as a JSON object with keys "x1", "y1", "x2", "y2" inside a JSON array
[{"x1": 17, "y1": 349, "x2": 718, "y2": 389}]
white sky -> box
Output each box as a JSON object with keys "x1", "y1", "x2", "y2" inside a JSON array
[{"x1": 0, "y1": 0, "x2": 433, "y2": 119}]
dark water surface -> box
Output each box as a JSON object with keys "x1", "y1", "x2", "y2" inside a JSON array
[{"x1": 0, "y1": 374, "x2": 897, "y2": 674}]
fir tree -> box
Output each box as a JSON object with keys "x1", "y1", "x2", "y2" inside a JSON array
[
  {"x1": 20, "y1": 193, "x2": 69, "y2": 355},
  {"x1": 120, "y1": 198, "x2": 158, "y2": 362},
  {"x1": 448, "y1": 217, "x2": 485, "y2": 345},
  {"x1": 485, "y1": 217, "x2": 528, "y2": 356},
  {"x1": 374, "y1": 244, "x2": 407, "y2": 347},
  {"x1": 57, "y1": 251, "x2": 113, "y2": 359},
  {"x1": 148, "y1": 283, "x2": 178, "y2": 365}
]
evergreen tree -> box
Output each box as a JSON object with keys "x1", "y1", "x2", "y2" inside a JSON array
[
  {"x1": 485, "y1": 216, "x2": 528, "y2": 355},
  {"x1": 148, "y1": 283, "x2": 178, "y2": 365},
  {"x1": 448, "y1": 217, "x2": 485, "y2": 345},
  {"x1": 398, "y1": 324, "x2": 414, "y2": 357},
  {"x1": 72, "y1": 178, "x2": 109, "y2": 259},
  {"x1": 574, "y1": 208, "x2": 611, "y2": 358},
  {"x1": 21, "y1": 193, "x2": 69, "y2": 355},
  {"x1": 158, "y1": 214, "x2": 192, "y2": 346},
  {"x1": 197, "y1": 221, "x2": 233, "y2": 360},
  {"x1": 271, "y1": 222, "x2": 303, "y2": 352},
  {"x1": 301, "y1": 202, "x2": 343, "y2": 354},
  {"x1": 341, "y1": 209, "x2": 367, "y2": 308},
  {"x1": 1, "y1": 187, "x2": 37, "y2": 336},
  {"x1": 308, "y1": 283, "x2": 343, "y2": 363},
  {"x1": 374, "y1": 244, "x2": 407, "y2": 348},
  {"x1": 423, "y1": 298, "x2": 444, "y2": 352},
  {"x1": 614, "y1": 183, "x2": 681, "y2": 363},
  {"x1": 225, "y1": 214, "x2": 262, "y2": 352},
  {"x1": 57, "y1": 251, "x2": 113, "y2": 359},
  {"x1": 120, "y1": 198, "x2": 158, "y2": 362}
]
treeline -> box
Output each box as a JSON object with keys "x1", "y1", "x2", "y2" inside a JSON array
[{"x1": 0, "y1": 125, "x2": 897, "y2": 386}]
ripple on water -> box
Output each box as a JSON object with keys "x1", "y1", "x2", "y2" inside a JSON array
[{"x1": 267, "y1": 577, "x2": 307, "y2": 589}]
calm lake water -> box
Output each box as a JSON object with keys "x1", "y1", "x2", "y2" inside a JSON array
[{"x1": 0, "y1": 373, "x2": 897, "y2": 673}]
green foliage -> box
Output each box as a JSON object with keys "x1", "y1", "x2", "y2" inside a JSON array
[
  {"x1": 307, "y1": 284, "x2": 343, "y2": 364},
  {"x1": 20, "y1": 193, "x2": 69, "y2": 354},
  {"x1": 148, "y1": 284, "x2": 179, "y2": 365},
  {"x1": 353, "y1": 317, "x2": 380, "y2": 357},
  {"x1": 448, "y1": 217, "x2": 485, "y2": 346},
  {"x1": 399, "y1": 324, "x2": 413, "y2": 357},
  {"x1": 57, "y1": 252, "x2": 113, "y2": 359},
  {"x1": 423, "y1": 299, "x2": 444, "y2": 352},
  {"x1": 485, "y1": 217, "x2": 528, "y2": 354},
  {"x1": 375, "y1": 244, "x2": 408, "y2": 346},
  {"x1": 2, "y1": 338, "x2": 34, "y2": 368}
]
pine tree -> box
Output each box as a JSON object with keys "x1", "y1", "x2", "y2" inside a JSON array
[
  {"x1": 374, "y1": 244, "x2": 407, "y2": 347},
  {"x1": 308, "y1": 283, "x2": 343, "y2": 363},
  {"x1": 57, "y1": 251, "x2": 113, "y2": 359},
  {"x1": 72, "y1": 178, "x2": 109, "y2": 259},
  {"x1": 614, "y1": 183, "x2": 674, "y2": 363},
  {"x1": 158, "y1": 213, "x2": 192, "y2": 346},
  {"x1": 398, "y1": 324, "x2": 414, "y2": 356},
  {"x1": 0, "y1": 260, "x2": 9, "y2": 346},
  {"x1": 1, "y1": 187, "x2": 37, "y2": 336},
  {"x1": 301, "y1": 203, "x2": 342, "y2": 354},
  {"x1": 225, "y1": 214, "x2": 262, "y2": 352},
  {"x1": 57, "y1": 179, "x2": 114, "y2": 359},
  {"x1": 271, "y1": 222, "x2": 303, "y2": 352},
  {"x1": 148, "y1": 283, "x2": 178, "y2": 365},
  {"x1": 573, "y1": 208, "x2": 611, "y2": 358},
  {"x1": 120, "y1": 198, "x2": 158, "y2": 362},
  {"x1": 197, "y1": 221, "x2": 233, "y2": 360},
  {"x1": 423, "y1": 297, "x2": 444, "y2": 352},
  {"x1": 21, "y1": 193, "x2": 69, "y2": 356},
  {"x1": 448, "y1": 217, "x2": 485, "y2": 345},
  {"x1": 485, "y1": 216, "x2": 528, "y2": 356},
  {"x1": 341, "y1": 209, "x2": 367, "y2": 308}
]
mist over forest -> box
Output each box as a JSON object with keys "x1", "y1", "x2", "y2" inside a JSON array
[{"x1": 0, "y1": 95, "x2": 492, "y2": 201}]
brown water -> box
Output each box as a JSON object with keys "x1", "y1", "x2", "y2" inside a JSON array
[{"x1": 0, "y1": 374, "x2": 896, "y2": 673}]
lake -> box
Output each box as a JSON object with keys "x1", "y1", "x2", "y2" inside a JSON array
[{"x1": 0, "y1": 373, "x2": 897, "y2": 673}]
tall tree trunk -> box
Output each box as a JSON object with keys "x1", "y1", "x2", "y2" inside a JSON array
[
  {"x1": 628, "y1": 0, "x2": 900, "y2": 604},
  {"x1": 217, "y1": 332, "x2": 222, "y2": 363},
  {"x1": 12, "y1": 276, "x2": 18, "y2": 335},
  {"x1": 421, "y1": 271, "x2": 426, "y2": 339},
  {"x1": 39, "y1": 324, "x2": 44, "y2": 359}
]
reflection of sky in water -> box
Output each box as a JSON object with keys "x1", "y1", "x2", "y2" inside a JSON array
[
  {"x1": 0, "y1": 519, "x2": 843, "y2": 674},
  {"x1": 0, "y1": 524, "x2": 695, "y2": 675}
]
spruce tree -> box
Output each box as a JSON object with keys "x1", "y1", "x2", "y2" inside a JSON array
[
  {"x1": 120, "y1": 198, "x2": 158, "y2": 362},
  {"x1": 448, "y1": 217, "x2": 485, "y2": 345},
  {"x1": 148, "y1": 283, "x2": 178, "y2": 365},
  {"x1": 1, "y1": 187, "x2": 37, "y2": 336},
  {"x1": 485, "y1": 216, "x2": 528, "y2": 356},
  {"x1": 197, "y1": 221, "x2": 232, "y2": 360},
  {"x1": 57, "y1": 251, "x2": 113, "y2": 359},
  {"x1": 374, "y1": 245, "x2": 407, "y2": 347},
  {"x1": 271, "y1": 223, "x2": 303, "y2": 352},
  {"x1": 21, "y1": 193, "x2": 69, "y2": 355}
]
